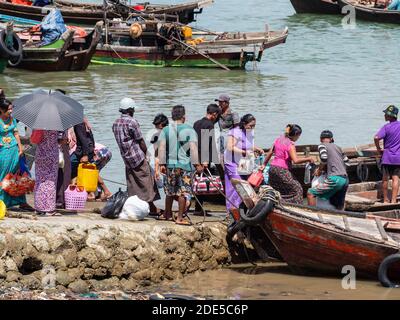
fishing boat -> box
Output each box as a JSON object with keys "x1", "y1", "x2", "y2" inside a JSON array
[
  {"x1": 230, "y1": 179, "x2": 400, "y2": 283},
  {"x1": 345, "y1": 181, "x2": 400, "y2": 212},
  {"x1": 338, "y1": 0, "x2": 400, "y2": 24},
  {"x1": 93, "y1": 20, "x2": 289, "y2": 70},
  {"x1": 0, "y1": 0, "x2": 212, "y2": 25},
  {"x1": 8, "y1": 20, "x2": 103, "y2": 71},
  {"x1": 289, "y1": 0, "x2": 340, "y2": 14}
]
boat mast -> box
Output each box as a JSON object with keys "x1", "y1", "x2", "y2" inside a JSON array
[{"x1": 103, "y1": 0, "x2": 108, "y2": 45}]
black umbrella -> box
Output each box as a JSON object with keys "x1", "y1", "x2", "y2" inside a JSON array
[{"x1": 12, "y1": 89, "x2": 84, "y2": 131}]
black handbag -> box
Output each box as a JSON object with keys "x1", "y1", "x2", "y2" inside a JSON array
[{"x1": 101, "y1": 188, "x2": 129, "y2": 219}]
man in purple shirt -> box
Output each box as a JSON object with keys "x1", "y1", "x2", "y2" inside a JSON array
[{"x1": 374, "y1": 105, "x2": 400, "y2": 203}]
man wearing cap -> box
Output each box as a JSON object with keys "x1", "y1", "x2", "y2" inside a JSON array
[
  {"x1": 307, "y1": 130, "x2": 349, "y2": 210},
  {"x1": 374, "y1": 105, "x2": 400, "y2": 203},
  {"x1": 215, "y1": 94, "x2": 240, "y2": 156},
  {"x1": 112, "y1": 98, "x2": 160, "y2": 213}
]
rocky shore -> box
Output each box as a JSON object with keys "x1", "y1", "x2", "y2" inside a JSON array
[{"x1": 0, "y1": 199, "x2": 232, "y2": 294}]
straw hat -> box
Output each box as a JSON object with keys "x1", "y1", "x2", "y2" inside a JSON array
[{"x1": 130, "y1": 23, "x2": 143, "y2": 39}]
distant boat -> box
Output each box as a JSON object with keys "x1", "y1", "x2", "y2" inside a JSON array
[
  {"x1": 338, "y1": 0, "x2": 400, "y2": 24},
  {"x1": 8, "y1": 21, "x2": 103, "y2": 71},
  {"x1": 93, "y1": 21, "x2": 289, "y2": 70},
  {"x1": 289, "y1": 0, "x2": 340, "y2": 14},
  {"x1": 0, "y1": 0, "x2": 213, "y2": 25}
]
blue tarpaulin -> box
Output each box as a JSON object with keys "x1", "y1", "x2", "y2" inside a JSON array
[{"x1": 40, "y1": 9, "x2": 67, "y2": 46}]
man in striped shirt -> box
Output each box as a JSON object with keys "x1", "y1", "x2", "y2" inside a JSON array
[{"x1": 307, "y1": 130, "x2": 349, "y2": 210}]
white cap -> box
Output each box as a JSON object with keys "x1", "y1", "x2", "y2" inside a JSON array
[{"x1": 120, "y1": 97, "x2": 137, "y2": 110}]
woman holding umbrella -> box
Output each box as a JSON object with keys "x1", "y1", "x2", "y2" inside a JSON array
[
  {"x1": 0, "y1": 99, "x2": 34, "y2": 210},
  {"x1": 13, "y1": 89, "x2": 85, "y2": 215}
]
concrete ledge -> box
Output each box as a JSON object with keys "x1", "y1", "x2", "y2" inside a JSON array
[{"x1": 0, "y1": 208, "x2": 231, "y2": 293}]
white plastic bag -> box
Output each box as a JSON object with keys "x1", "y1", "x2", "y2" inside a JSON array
[
  {"x1": 120, "y1": 195, "x2": 149, "y2": 221},
  {"x1": 311, "y1": 175, "x2": 336, "y2": 210}
]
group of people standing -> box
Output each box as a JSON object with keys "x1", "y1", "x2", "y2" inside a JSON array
[
  {"x1": 2, "y1": 89, "x2": 399, "y2": 220},
  {"x1": 111, "y1": 93, "x2": 352, "y2": 225},
  {"x1": 0, "y1": 89, "x2": 112, "y2": 215}
]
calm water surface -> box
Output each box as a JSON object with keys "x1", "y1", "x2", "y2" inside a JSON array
[{"x1": 1, "y1": 0, "x2": 400, "y2": 299}]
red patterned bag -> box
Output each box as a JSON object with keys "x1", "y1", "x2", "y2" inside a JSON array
[{"x1": 193, "y1": 173, "x2": 224, "y2": 195}]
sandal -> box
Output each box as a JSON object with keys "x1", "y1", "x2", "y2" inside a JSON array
[
  {"x1": 45, "y1": 212, "x2": 62, "y2": 216},
  {"x1": 150, "y1": 209, "x2": 165, "y2": 217},
  {"x1": 36, "y1": 211, "x2": 62, "y2": 216},
  {"x1": 175, "y1": 219, "x2": 192, "y2": 226},
  {"x1": 158, "y1": 213, "x2": 172, "y2": 221}
]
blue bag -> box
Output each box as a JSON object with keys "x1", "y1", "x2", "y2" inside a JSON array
[{"x1": 19, "y1": 155, "x2": 31, "y2": 176}]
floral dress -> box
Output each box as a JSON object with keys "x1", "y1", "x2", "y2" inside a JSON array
[
  {"x1": 0, "y1": 117, "x2": 26, "y2": 207},
  {"x1": 34, "y1": 130, "x2": 59, "y2": 212}
]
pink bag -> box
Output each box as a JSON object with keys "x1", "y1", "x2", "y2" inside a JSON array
[
  {"x1": 64, "y1": 185, "x2": 87, "y2": 211},
  {"x1": 248, "y1": 171, "x2": 264, "y2": 187},
  {"x1": 193, "y1": 173, "x2": 224, "y2": 195}
]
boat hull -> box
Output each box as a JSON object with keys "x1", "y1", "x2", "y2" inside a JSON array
[
  {"x1": 338, "y1": 0, "x2": 400, "y2": 24},
  {"x1": 0, "y1": 1, "x2": 110, "y2": 25},
  {"x1": 15, "y1": 51, "x2": 93, "y2": 71},
  {"x1": 290, "y1": 0, "x2": 340, "y2": 14},
  {"x1": 12, "y1": 21, "x2": 102, "y2": 72},
  {"x1": 262, "y1": 207, "x2": 400, "y2": 279},
  {"x1": 0, "y1": 0, "x2": 210, "y2": 25},
  {"x1": 93, "y1": 48, "x2": 248, "y2": 69}
]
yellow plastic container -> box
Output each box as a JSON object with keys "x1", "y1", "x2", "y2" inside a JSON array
[
  {"x1": 77, "y1": 163, "x2": 99, "y2": 192},
  {"x1": 0, "y1": 200, "x2": 6, "y2": 220},
  {"x1": 181, "y1": 26, "x2": 192, "y2": 39}
]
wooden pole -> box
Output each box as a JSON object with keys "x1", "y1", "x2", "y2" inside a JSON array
[{"x1": 158, "y1": 33, "x2": 230, "y2": 71}]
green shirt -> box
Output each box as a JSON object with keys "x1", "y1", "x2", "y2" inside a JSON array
[{"x1": 159, "y1": 123, "x2": 198, "y2": 172}]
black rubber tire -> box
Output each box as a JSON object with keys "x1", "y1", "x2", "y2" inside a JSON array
[
  {"x1": 239, "y1": 198, "x2": 274, "y2": 226},
  {"x1": 378, "y1": 253, "x2": 400, "y2": 288},
  {"x1": 8, "y1": 53, "x2": 23, "y2": 67},
  {"x1": 0, "y1": 30, "x2": 23, "y2": 59},
  {"x1": 227, "y1": 220, "x2": 246, "y2": 238}
]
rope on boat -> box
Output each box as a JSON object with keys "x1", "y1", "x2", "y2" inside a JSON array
[{"x1": 104, "y1": 43, "x2": 131, "y2": 64}]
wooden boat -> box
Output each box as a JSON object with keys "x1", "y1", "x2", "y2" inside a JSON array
[
  {"x1": 338, "y1": 0, "x2": 400, "y2": 24},
  {"x1": 0, "y1": 0, "x2": 212, "y2": 25},
  {"x1": 8, "y1": 21, "x2": 103, "y2": 71},
  {"x1": 93, "y1": 20, "x2": 289, "y2": 70},
  {"x1": 345, "y1": 181, "x2": 400, "y2": 212},
  {"x1": 290, "y1": 0, "x2": 340, "y2": 14},
  {"x1": 231, "y1": 179, "x2": 400, "y2": 280}
]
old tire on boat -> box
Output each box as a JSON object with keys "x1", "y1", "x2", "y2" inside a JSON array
[
  {"x1": 378, "y1": 253, "x2": 400, "y2": 288},
  {"x1": 8, "y1": 53, "x2": 23, "y2": 67},
  {"x1": 239, "y1": 197, "x2": 274, "y2": 226},
  {"x1": 0, "y1": 30, "x2": 22, "y2": 59},
  {"x1": 227, "y1": 220, "x2": 246, "y2": 237}
]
